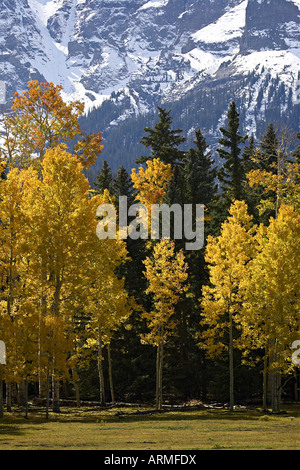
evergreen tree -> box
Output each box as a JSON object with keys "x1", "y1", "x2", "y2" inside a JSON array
[
  {"x1": 258, "y1": 123, "x2": 279, "y2": 173},
  {"x1": 137, "y1": 106, "x2": 186, "y2": 167},
  {"x1": 94, "y1": 159, "x2": 113, "y2": 194},
  {"x1": 246, "y1": 124, "x2": 280, "y2": 222},
  {"x1": 112, "y1": 165, "x2": 135, "y2": 205},
  {"x1": 184, "y1": 129, "x2": 217, "y2": 208},
  {"x1": 242, "y1": 135, "x2": 262, "y2": 222},
  {"x1": 217, "y1": 101, "x2": 248, "y2": 202},
  {"x1": 164, "y1": 165, "x2": 185, "y2": 205},
  {"x1": 242, "y1": 134, "x2": 256, "y2": 175},
  {"x1": 161, "y1": 132, "x2": 218, "y2": 401}
]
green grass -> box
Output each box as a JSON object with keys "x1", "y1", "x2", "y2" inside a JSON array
[{"x1": 0, "y1": 405, "x2": 299, "y2": 450}]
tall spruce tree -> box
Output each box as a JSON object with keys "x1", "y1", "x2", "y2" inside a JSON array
[
  {"x1": 258, "y1": 123, "x2": 279, "y2": 173},
  {"x1": 137, "y1": 106, "x2": 186, "y2": 167},
  {"x1": 242, "y1": 134, "x2": 255, "y2": 175},
  {"x1": 217, "y1": 101, "x2": 248, "y2": 202},
  {"x1": 184, "y1": 129, "x2": 217, "y2": 209},
  {"x1": 94, "y1": 159, "x2": 113, "y2": 194},
  {"x1": 242, "y1": 135, "x2": 262, "y2": 222},
  {"x1": 112, "y1": 165, "x2": 135, "y2": 205}
]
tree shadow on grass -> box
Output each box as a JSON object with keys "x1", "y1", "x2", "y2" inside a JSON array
[
  {"x1": 0, "y1": 424, "x2": 24, "y2": 437},
  {"x1": 30, "y1": 406, "x2": 269, "y2": 425},
  {"x1": 3, "y1": 404, "x2": 297, "y2": 426}
]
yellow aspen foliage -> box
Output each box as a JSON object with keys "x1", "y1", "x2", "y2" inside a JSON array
[
  {"x1": 0, "y1": 166, "x2": 41, "y2": 385},
  {"x1": 72, "y1": 187, "x2": 131, "y2": 404},
  {"x1": 142, "y1": 239, "x2": 189, "y2": 346},
  {"x1": 0, "y1": 144, "x2": 132, "y2": 406},
  {"x1": 247, "y1": 161, "x2": 300, "y2": 215},
  {"x1": 142, "y1": 238, "x2": 189, "y2": 409},
  {"x1": 241, "y1": 204, "x2": 300, "y2": 371},
  {"x1": 82, "y1": 261, "x2": 131, "y2": 404},
  {"x1": 131, "y1": 158, "x2": 172, "y2": 209},
  {"x1": 131, "y1": 158, "x2": 172, "y2": 242},
  {"x1": 141, "y1": 239, "x2": 189, "y2": 409},
  {"x1": 200, "y1": 200, "x2": 256, "y2": 410},
  {"x1": 2, "y1": 80, "x2": 103, "y2": 168}
]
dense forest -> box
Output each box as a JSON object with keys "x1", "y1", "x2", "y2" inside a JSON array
[
  {"x1": 82, "y1": 69, "x2": 300, "y2": 178},
  {"x1": 0, "y1": 81, "x2": 299, "y2": 418}
]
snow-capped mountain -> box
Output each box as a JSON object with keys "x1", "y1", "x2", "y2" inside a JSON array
[{"x1": 0, "y1": 0, "x2": 299, "y2": 171}]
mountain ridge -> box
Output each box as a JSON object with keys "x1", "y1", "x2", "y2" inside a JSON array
[{"x1": 0, "y1": 0, "x2": 299, "y2": 172}]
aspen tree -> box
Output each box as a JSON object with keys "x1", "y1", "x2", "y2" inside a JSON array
[
  {"x1": 0, "y1": 166, "x2": 41, "y2": 406},
  {"x1": 83, "y1": 203, "x2": 131, "y2": 405},
  {"x1": 1, "y1": 80, "x2": 103, "y2": 168},
  {"x1": 241, "y1": 204, "x2": 300, "y2": 412},
  {"x1": 25, "y1": 146, "x2": 103, "y2": 412},
  {"x1": 142, "y1": 239, "x2": 189, "y2": 409},
  {"x1": 200, "y1": 200, "x2": 256, "y2": 411},
  {"x1": 131, "y1": 158, "x2": 172, "y2": 210}
]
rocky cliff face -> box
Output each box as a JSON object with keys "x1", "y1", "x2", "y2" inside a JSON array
[
  {"x1": 0, "y1": 0, "x2": 299, "y2": 171},
  {"x1": 240, "y1": 0, "x2": 300, "y2": 52}
]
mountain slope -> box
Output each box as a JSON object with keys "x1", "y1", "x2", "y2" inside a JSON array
[{"x1": 0, "y1": 0, "x2": 299, "y2": 173}]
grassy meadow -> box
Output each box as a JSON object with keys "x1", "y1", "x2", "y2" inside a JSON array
[{"x1": 0, "y1": 404, "x2": 299, "y2": 450}]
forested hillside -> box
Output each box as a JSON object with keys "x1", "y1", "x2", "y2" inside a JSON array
[{"x1": 0, "y1": 81, "x2": 299, "y2": 417}]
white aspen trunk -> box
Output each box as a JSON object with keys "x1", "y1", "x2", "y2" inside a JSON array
[
  {"x1": 72, "y1": 369, "x2": 81, "y2": 407},
  {"x1": 51, "y1": 273, "x2": 62, "y2": 413},
  {"x1": 98, "y1": 336, "x2": 106, "y2": 406},
  {"x1": 107, "y1": 344, "x2": 115, "y2": 403},
  {"x1": 46, "y1": 368, "x2": 50, "y2": 420},
  {"x1": 263, "y1": 355, "x2": 268, "y2": 411},
  {"x1": 156, "y1": 326, "x2": 164, "y2": 410},
  {"x1": 271, "y1": 339, "x2": 280, "y2": 413},
  {"x1": 228, "y1": 305, "x2": 234, "y2": 412},
  {"x1": 159, "y1": 341, "x2": 164, "y2": 410},
  {"x1": 156, "y1": 343, "x2": 160, "y2": 409},
  {"x1": 38, "y1": 266, "x2": 47, "y2": 398}
]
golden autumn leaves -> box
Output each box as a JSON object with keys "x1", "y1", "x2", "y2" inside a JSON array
[
  {"x1": 0, "y1": 81, "x2": 190, "y2": 410},
  {"x1": 1, "y1": 80, "x2": 103, "y2": 168},
  {"x1": 0, "y1": 82, "x2": 129, "y2": 409},
  {"x1": 0, "y1": 147, "x2": 131, "y2": 408},
  {"x1": 0, "y1": 80, "x2": 299, "y2": 413},
  {"x1": 200, "y1": 201, "x2": 300, "y2": 411}
]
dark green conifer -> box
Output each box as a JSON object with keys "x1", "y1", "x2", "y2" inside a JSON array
[
  {"x1": 258, "y1": 123, "x2": 279, "y2": 173},
  {"x1": 242, "y1": 134, "x2": 256, "y2": 174},
  {"x1": 184, "y1": 129, "x2": 217, "y2": 208},
  {"x1": 137, "y1": 106, "x2": 186, "y2": 167},
  {"x1": 217, "y1": 101, "x2": 248, "y2": 202},
  {"x1": 112, "y1": 165, "x2": 135, "y2": 205},
  {"x1": 94, "y1": 159, "x2": 113, "y2": 194}
]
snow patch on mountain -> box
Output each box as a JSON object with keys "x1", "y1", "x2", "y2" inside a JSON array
[
  {"x1": 28, "y1": 0, "x2": 63, "y2": 26},
  {"x1": 138, "y1": 0, "x2": 169, "y2": 11},
  {"x1": 192, "y1": 1, "x2": 247, "y2": 45},
  {"x1": 0, "y1": 0, "x2": 299, "y2": 154}
]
